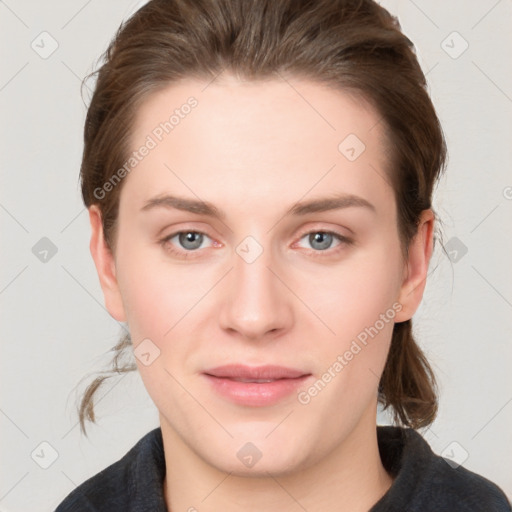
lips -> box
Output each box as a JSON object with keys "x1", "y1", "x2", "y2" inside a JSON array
[
  {"x1": 203, "y1": 364, "x2": 312, "y2": 406},
  {"x1": 204, "y1": 364, "x2": 309, "y2": 381}
]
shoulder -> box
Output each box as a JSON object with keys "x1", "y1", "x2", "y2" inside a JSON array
[
  {"x1": 54, "y1": 427, "x2": 167, "y2": 512},
  {"x1": 373, "y1": 426, "x2": 511, "y2": 512}
]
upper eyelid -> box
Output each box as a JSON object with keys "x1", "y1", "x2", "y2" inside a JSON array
[
  {"x1": 296, "y1": 226, "x2": 351, "y2": 239},
  {"x1": 161, "y1": 228, "x2": 351, "y2": 248},
  {"x1": 161, "y1": 229, "x2": 214, "y2": 242}
]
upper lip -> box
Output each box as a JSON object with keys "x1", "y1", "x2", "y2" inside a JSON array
[{"x1": 204, "y1": 364, "x2": 310, "y2": 380}]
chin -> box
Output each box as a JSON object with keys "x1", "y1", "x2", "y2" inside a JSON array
[
  {"x1": 197, "y1": 430, "x2": 313, "y2": 477},
  {"x1": 214, "y1": 451, "x2": 306, "y2": 478}
]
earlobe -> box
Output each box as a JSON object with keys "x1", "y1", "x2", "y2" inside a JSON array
[
  {"x1": 394, "y1": 209, "x2": 435, "y2": 323},
  {"x1": 88, "y1": 205, "x2": 127, "y2": 322}
]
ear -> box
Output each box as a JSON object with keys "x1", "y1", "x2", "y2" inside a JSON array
[
  {"x1": 394, "y1": 209, "x2": 435, "y2": 322},
  {"x1": 88, "y1": 205, "x2": 127, "y2": 322}
]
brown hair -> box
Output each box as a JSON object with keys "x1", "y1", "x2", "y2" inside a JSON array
[{"x1": 76, "y1": 0, "x2": 446, "y2": 435}]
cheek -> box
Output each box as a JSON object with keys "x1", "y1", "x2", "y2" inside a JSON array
[
  {"x1": 114, "y1": 250, "x2": 210, "y2": 408},
  {"x1": 305, "y1": 243, "x2": 403, "y2": 337},
  {"x1": 115, "y1": 246, "x2": 212, "y2": 342},
  {"x1": 299, "y1": 240, "x2": 403, "y2": 392}
]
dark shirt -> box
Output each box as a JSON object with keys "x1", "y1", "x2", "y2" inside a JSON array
[{"x1": 55, "y1": 426, "x2": 511, "y2": 511}]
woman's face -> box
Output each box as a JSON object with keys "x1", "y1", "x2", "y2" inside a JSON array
[{"x1": 91, "y1": 75, "x2": 431, "y2": 475}]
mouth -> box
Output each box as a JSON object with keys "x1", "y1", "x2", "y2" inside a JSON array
[
  {"x1": 220, "y1": 378, "x2": 281, "y2": 383},
  {"x1": 204, "y1": 364, "x2": 309, "y2": 380},
  {"x1": 202, "y1": 364, "x2": 312, "y2": 406}
]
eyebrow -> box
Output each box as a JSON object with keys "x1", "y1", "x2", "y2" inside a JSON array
[{"x1": 140, "y1": 192, "x2": 376, "y2": 219}]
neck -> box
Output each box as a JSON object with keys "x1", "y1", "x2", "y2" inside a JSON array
[{"x1": 161, "y1": 406, "x2": 394, "y2": 512}]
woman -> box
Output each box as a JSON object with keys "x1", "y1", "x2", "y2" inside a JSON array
[{"x1": 55, "y1": 0, "x2": 511, "y2": 510}]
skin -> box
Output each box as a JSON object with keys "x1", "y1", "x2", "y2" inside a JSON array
[{"x1": 89, "y1": 74, "x2": 434, "y2": 511}]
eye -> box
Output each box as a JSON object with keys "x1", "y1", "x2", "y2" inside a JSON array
[
  {"x1": 159, "y1": 230, "x2": 216, "y2": 257},
  {"x1": 159, "y1": 228, "x2": 352, "y2": 259},
  {"x1": 295, "y1": 230, "x2": 352, "y2": 254}
]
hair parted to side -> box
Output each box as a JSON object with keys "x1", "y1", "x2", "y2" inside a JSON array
[{"x1": 76, "y1": 0, "x2": 446, "y2": 436}]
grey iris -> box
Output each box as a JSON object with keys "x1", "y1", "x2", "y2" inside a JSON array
[
  {"x1": 309, "y1": 232, "x2": 333, "y2": 250},
  {"x1": 179, "y1": 232, "x2": 203, "y2": 250}
]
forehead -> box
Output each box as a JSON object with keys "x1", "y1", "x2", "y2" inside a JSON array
[{"x1": 123, "y1": 75, "x2": 393, "y2": 217}]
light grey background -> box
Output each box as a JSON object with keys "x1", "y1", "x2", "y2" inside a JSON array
[{"x1": 1, "y1": 0, "x2": 511, "y2": 510}]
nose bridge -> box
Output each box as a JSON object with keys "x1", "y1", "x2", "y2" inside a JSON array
[
  {"x1": 219, "y1": 233, "x2": 291, "y2": 338},
  {"x1": 234, "y1": 235, "x2": 274, "y2": 297}
]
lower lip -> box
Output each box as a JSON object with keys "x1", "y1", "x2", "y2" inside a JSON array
[{"x1": 203, "y1": 374, "x2": 312, "y2": 406}]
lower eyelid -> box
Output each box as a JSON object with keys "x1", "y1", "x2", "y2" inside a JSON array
[{"x1": 161, "y1": 229, "x2": 351, "y2": 255}]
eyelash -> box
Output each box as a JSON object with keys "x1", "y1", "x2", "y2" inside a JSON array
[{"x1": 158, "y1": 229, "x2": 353, "y2": 259}]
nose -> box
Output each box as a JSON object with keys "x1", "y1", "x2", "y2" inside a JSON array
[{"x1": 218, "y1": 237, "x2": 293, "y2": 342}]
